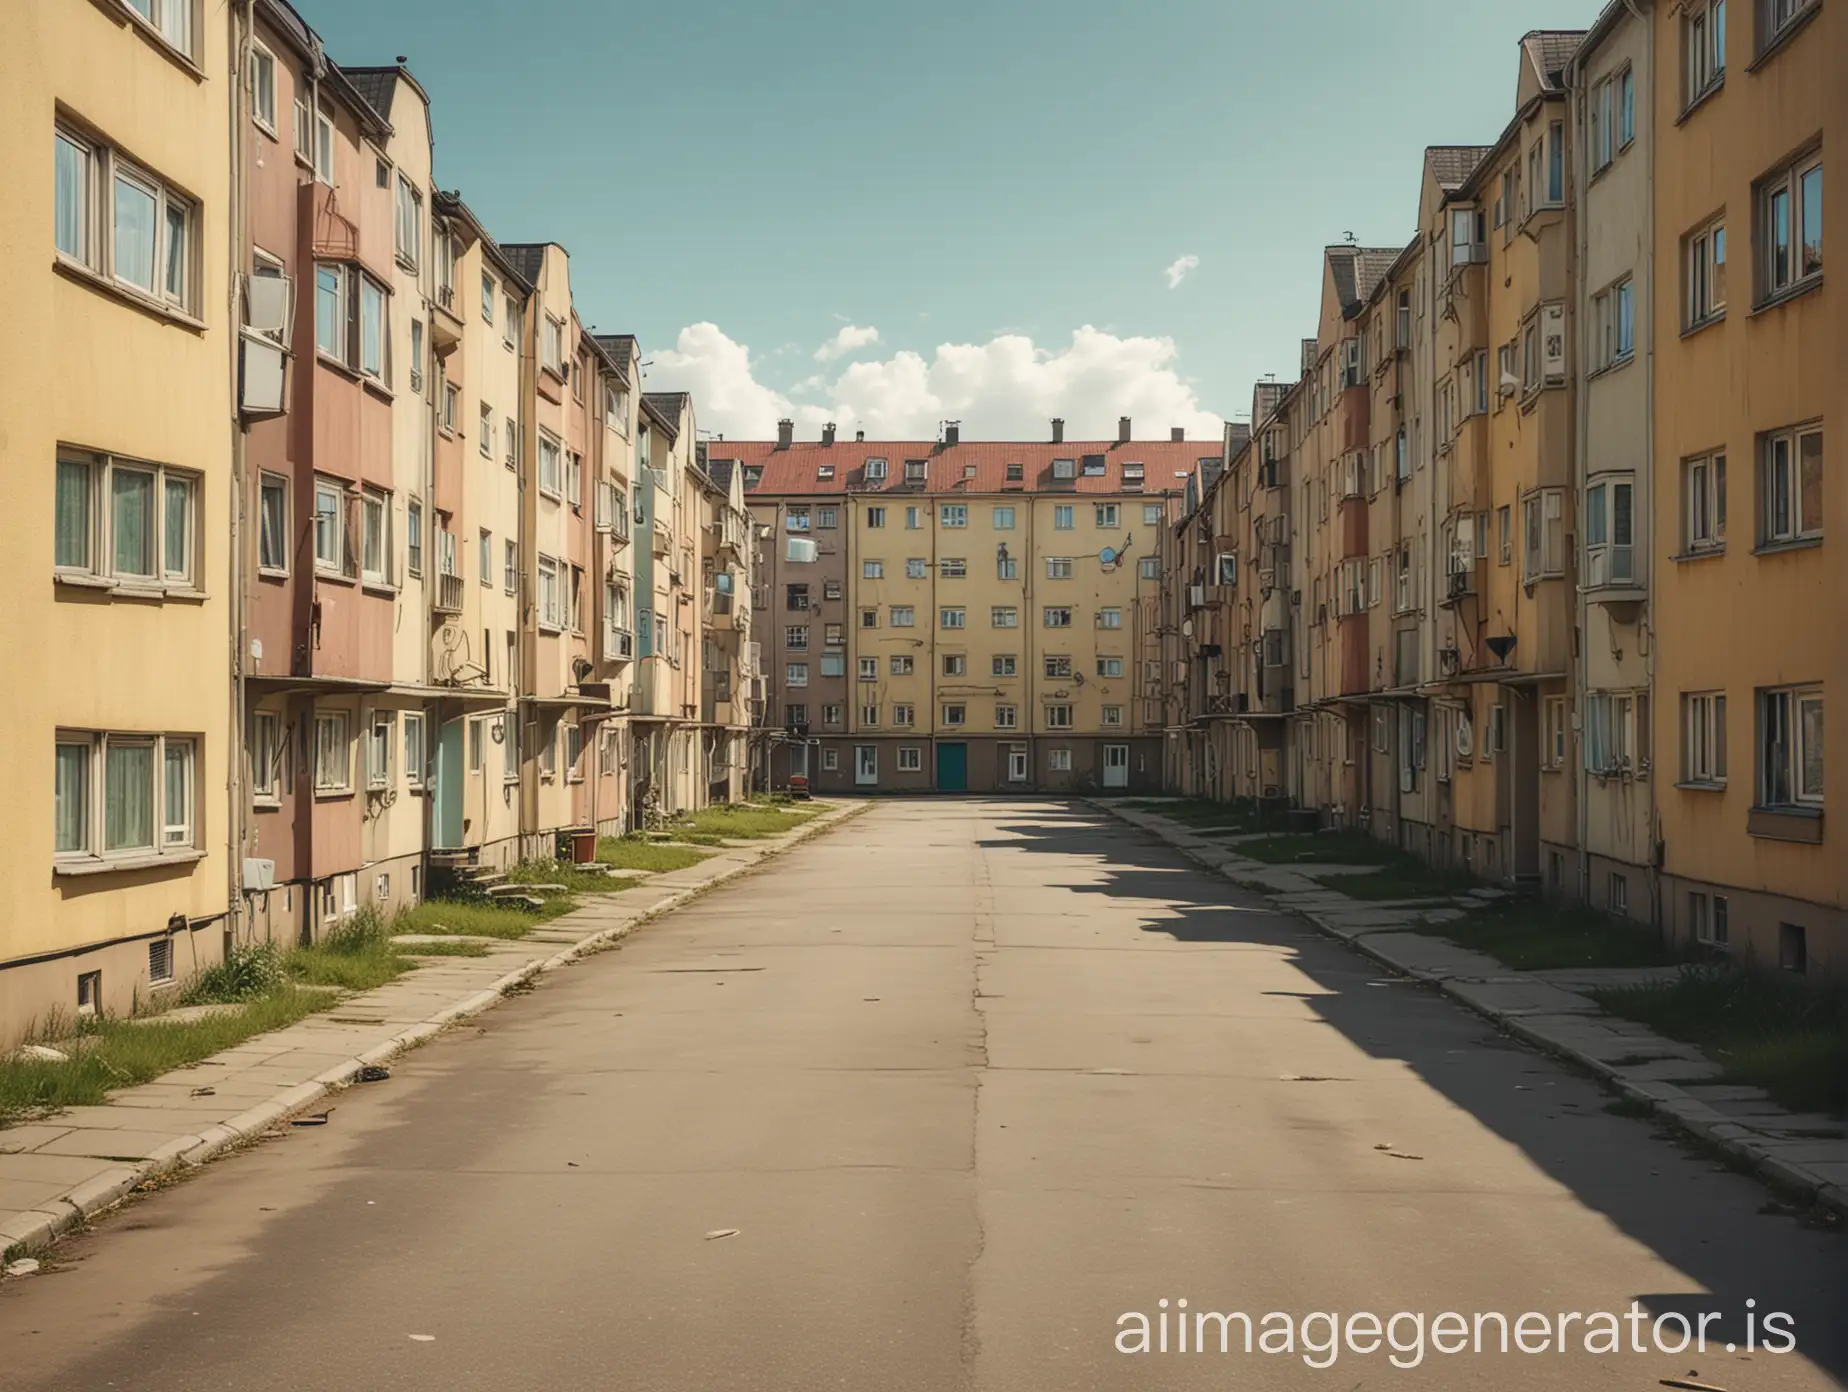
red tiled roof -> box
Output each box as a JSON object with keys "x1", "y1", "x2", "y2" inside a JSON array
[{"x1": 714, "y1": 440, "x2": 1217, "y2": 497}]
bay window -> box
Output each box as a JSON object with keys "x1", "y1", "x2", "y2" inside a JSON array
[
  {"x1": 315, "y1": 262, "x2": 391, "y2": 382},
  {"x1": 1584, "y1": 474, "x2": 1634, "y2": 586}
]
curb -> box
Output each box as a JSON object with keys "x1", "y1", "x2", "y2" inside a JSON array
[
  {"x1": 1087, "y1": 799, "x2": 1848, "y2": 1222},
  {"x1": 1, "y1": 801, "x2": 869, "y2": 1262}
]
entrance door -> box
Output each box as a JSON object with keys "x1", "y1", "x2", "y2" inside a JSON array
[
  {"x1": 1102, "y1": 743, "x2": 1130, "y2": 788},
  {"x1": 433, "y1": 718, "x2": 464, "y2": 848},
  {"x1": 936, "y1": 741, "x2": 968, "y2": 792},
  {"x1": 855, "y1": 745, "x2": 878, "y2": 786}
]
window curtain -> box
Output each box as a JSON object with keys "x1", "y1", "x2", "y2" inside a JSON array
[
  {"x1": 55, "y1": 461, "x2": 91, "y2": 568},
  {"x1": 112, "y1": 468, "x2": 155, "y2": 577},
  {"x1": 55, "y1": 744, "x2": 89, "y2": 852},
  {"x1": 105, "y1": 741, "x2": 154, "y2": 851},
  {"x1": 164, "y1": 740, "x2": 191, "y2": 843}
]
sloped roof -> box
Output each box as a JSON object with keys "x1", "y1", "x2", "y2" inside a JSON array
[
  {"x1": 593, "y1": 334, "x2": 636, "y2": 377},
  {"x1": 1329, "y1": 245, "x2": 1404, "y2": 314},
  {"x1": 713, "y1": 439, "x2": 1214, "y2": 498},
  {"x1": 706, "y1": 458, "x2": 734, "y2": 492},
  {"x1": 1523, "y1": 30, "x2": 1586, "y2": 89},
  {"x1": 341, "y1": 66, "x2": 399, "y2": 121},
  {"x1": 640, "y1": 392, "x2": 682, "y2": 445},
  {"x1": 1427, "y1": 145, "x2": 1492, "y2": 192},
  {"x1": 498, "y1": 244, "x2": 548, "y2": 288}
]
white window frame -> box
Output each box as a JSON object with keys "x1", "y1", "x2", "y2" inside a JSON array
[
  {"x1": 1094, "y1": 503, "x2": 1119, "y2": 528},
  {"x1": 1043, "y1": 606, "x2": 1073, "y2": 629},
  {"x1": 1686, "y1": 217, "x2": 1728, "y2": 328},
  {"x1": 54, "y1": 122, "x2": 199, "y2": 315},
  {"x1": 1584, "y1": 473, "x2": 1635, "y2": 588},
  {"x1": 360, "y1": 485, "x2": 392, "y2": 587},
  {"x1": 1048, "y1": 747, "x2": 1073, "y2": 771},
  {"x1": 897, "y1": 747, "x2": 923, "y2": 773},
  {"x1": 1758, "y1": 153, "x2": 1822, "y2": 300},
  {"x1": 1683, "y1": 691, "x2": 1728, "y2": 786},
  {"x1": 249, "y1": 42, "x2": 278, "y2": 134},
  {"x1": 1759, "y1": 424, "x2": 1822, "y2": 545},
  {"x1": 1683, "y1": 450, "x2": 1727, "y2": 552},
  {"x1": 890, "y1": 605, "x2": 916, "y2": 627},
  {"x1": 403, "y1": 712, "x2": 426, "y2": 790},
  {"x1": 1758, "y1": 685, "x2": 1823, "y2": 808},
  {"x1": 249, "y1": 710, "x2": 283, "y2": 806},
  {"x1": 394, "y1": 173, "x2": 422, "y2": 270},
  {"x1": 537, "y1": 554, "x2": 563, "y2": 631},
  {"x1": 939, "y1": 504, "x2": 968, "y2": 528},
  {"x1": 314, "y1": 709, "x2": 353, "y2": 794},
  {"x1": 939, "y1": 607, "x2": 966, "y2": 630},
  {"x1": 55, "y1": 452, "x2": 202, "y2": 594},
  {"x1": 538, "y1": 432, "x2": 564, "y2": 498}
]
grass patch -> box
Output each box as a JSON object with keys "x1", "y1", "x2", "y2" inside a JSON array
[
  {"x1": 1592, "y1": 965, "x2": 1847, "y2": 1118},
  {"x1": 286, "y1": 908, "x2": 414, "y2": 992},
  {"x1": 398, "y1": 940, "x2": 493, "y2": 958},
  {"x1": 1233, "y1": 829, "x2": 1409, "y2": 866},
  {"x1": 672, "y1": 802, "x2": 817, "y2": 840},
  {"x1": 506, "y1": 858, "x2": 636, "y2": 896},
  {"x1": 1119, "y1": 797, "x2": 1277, "y2": 831},
  {"x1": 597, "y1": 837, "x2": 712, "y2": 874},
  {"x1": 0, "y1": 990, "x2": 329, "y2": 1129},
  {"x1": 1326, "y1": 864, "x2": 1478, "y2": 901},
  {"x1": 1433, "y1": 900, "x2": 1682, "y2": 971},
  {"x1": 392, "y1": 897, "x2": 567, "y2": 939}
]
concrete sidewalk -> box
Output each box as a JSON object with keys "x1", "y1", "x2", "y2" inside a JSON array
[
  {"x1": 0, "y1": 801, "x2": 864, "y2": 1261},
  {"x1": 1095, "y1": 799, "x2": 1848, "y2": 1220}
]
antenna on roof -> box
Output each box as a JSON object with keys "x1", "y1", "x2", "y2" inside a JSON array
[{"x1": 1342, "y1": 231, "x2": 1358, "y2": 246}]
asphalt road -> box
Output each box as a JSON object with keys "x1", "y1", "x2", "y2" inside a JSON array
[{"x1": 3, "y1": 800, "x2": 1844, "y2": 1390}]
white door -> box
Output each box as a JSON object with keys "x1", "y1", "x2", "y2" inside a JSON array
[
  {"x1": 855, "y1": 745, "x2": 878, "y2": 786},
  {"x1": 1007, "y1": 745, "x2": 1028, "y2": 782},
  {"x1": 1102, "y1": 744, "x2": 1130, "y2": 788}
]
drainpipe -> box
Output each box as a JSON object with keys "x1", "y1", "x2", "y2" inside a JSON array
[
  {"x1": 1567, "y1": 54, "x2": 1593, "y2": 911},
  {"x1": 225, "y1": 0, "x2": 257, "y2": 951}
]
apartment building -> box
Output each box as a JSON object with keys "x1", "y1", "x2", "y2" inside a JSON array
[
  {"x1": 584, "y1": 332, "x2": 639, "y2": 838},
  {"x1": 7, "y1": 0, "x2": 234, "y2": 1029},
  {"x1": 697, "y1": 455, "x2": 756, "y2": 804},
  {"x1": 1652, "y1": 0, "x2": 1837, "y2": 974},
  {"x1": 734, "y1": 420, "x2": 1189, "y2": 793}
]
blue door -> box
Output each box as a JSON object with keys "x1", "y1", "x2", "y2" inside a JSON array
[
  {"x1": 433, "y1": 718, "x2": 464, "y2": 848},
  {"x1": 936, "y1": 742, "x2": 968, "y2": 792}
]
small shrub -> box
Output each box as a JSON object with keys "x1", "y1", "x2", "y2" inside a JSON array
[{"x1": 187, "y1": 943, "x2": 286, "y2": 1004}]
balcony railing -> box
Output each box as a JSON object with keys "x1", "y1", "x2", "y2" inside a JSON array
[{"x1": 434, "y1": 572, "x2": 464, "y2": 614}]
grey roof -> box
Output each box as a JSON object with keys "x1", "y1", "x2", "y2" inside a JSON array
[
  {"x1": 1523, "y1": 30, "x2": 1587, "y2": 89},
  {"x1": 1427, "y1": 145, "x2": 1492, "y2": 191},
  {"x1": 643, "y1": 391, "x2": 689, "y2": 418},
  {"x1": 499, "y1": 244, "x2": 548, "y2": 287},
  {"x1": 706, "y1": 458, "x2": 735, "y2": 492},
  {"x1": 1329, "y1": 245, "x2": 1404, "y2": 313},
  {"x1": 341, "y1": 66, "x2": 399, "y2": 121},
  {"x1": 593, "y1": 334, "x2": 636, "y2": 377}
]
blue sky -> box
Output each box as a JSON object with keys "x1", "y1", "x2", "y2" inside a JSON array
[{"x1": 307, "y1": 0, "x2": 1599, "y2": 440}]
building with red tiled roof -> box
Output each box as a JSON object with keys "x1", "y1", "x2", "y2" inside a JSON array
[{"x1": 725, "y1": 420, "x2": 1222, "y2": 796}]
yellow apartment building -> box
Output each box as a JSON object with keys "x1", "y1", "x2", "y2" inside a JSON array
[
  {"x1": 1652, "y1": 0, "x2": 1838, "y2": 974},
  {"x1": 4, "y1": 0, "x2": 234, "y2": 1038}
]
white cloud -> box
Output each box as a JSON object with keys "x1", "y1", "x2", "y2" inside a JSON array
[
  {"x1": 814, "y1": 324, "x2": 881, "y2": 362},
  {"x1": 648, "y1": 322, "x2": 1223, "y2": 443},
  {"x1": 1164, "y1": 254, "x2": 1200, "y2": 289}
]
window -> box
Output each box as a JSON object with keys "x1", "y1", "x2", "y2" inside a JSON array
[
  {"x1": 866, "y1": 506, "x2": 886, "y2": 528},
  {"x1": 998, "y1": 554, "x2": 1019, "y2": 581},
  {"x1": 1590, "y1": 72, "x2": 1616, "y2": 174},
  {"x1": 54, "y1": 730, "x2": 193, "y2": 860},
  {"x1": 364, "y1": 711, "x2": 394, "y2": 789},
  {"x1": 1139, "y1": 556, "x2": 1159, "y2": 580},
  {"x1": 1585, "y1": 692, "x2": 1646, "y2": 775},
  {"x1": 1759, "y1": 0, "x2": 1818, "y2": 50},
  {"x1": 993, "y1": 506, "x2": 1015, "y2": 530},
  {"x1": 537, "y1": 555, "x2": 563, "y2": 630},
  {"x1": 864, "y1": 458, "x2": 889, "y2": 482},
  {"x1": 54, "y1": 124, "x2": 199, "y2": 314},
  {"x1": 993, "y1": 655, "x2": 1017, "y2": 677},
  {"x1": 538, "y1": 432, "x2": 563, "y2": 497},
  {"x1": 1522, "y1": 489, "x2": 1565, "y2": 580},
  {"x1": 1684, "y1": 0, "x2": 1726, "y2": 104},
  {"x1": 1759, "y1": 686, "x2": 1823, "y2": 807},
  {"x1": 890, "y1": 605, "x2": 915, "y2": 627},
  {"x1": 505, "y1": 539, "x2": 518, "y2": 594},
  {"x1": 313, "y1": 107, "x2": 334, "y2": 184},
  {"x1": 860, "y1": 705, "x2": 881, "y2": 727},
  {"x1": 893, "y1": 695, "x2": 915, "y2": 719},
  {"x1": 1546, "y1": 121, "x2": 1564, "y2": 204},
  {"x1": 1051, "y1": 458, "x2": 1076, "y2": 481},
  {"x1": 1592, "y1": 277, "x2": 1635, "y2": 369},
  {"x1": 819, "y1": 653, "x2": 845, "y2": 677},
  {"x1": 1683, "y1": 691, "x2": 1728, "y2": 784},
  {"x1": 940, "y1": 504, "x2": 968, "y2": 528},
  {"x1": 1097, "y1": 607, "x2": 1122, "y2": 630},
  {"x1": 1102, "y1": 705, "x2": 1123, "y2": 727},
  {"x1": 442, "y1": 381, "x2": 458, "y2": 433},
  {"x1": 1096, "y1": 657, "x2": 1124, "y2": 678},
  {"x1": 394, "y1": 175, "x2": 422, "y2": 269},
  {"x1": 542, "y1": 316, "x2": 566, "y2": 375},
  {"x1": 478, "y1": 402, "x2": 494, "y2": 457},
  {"x1": 1046, "y1": 706, "x2": 1074, "y2": 729},
  {"x1": 361, "y1": 488, "x2": 391, "y2": 586},
  {"x1": 906, "y1": 558, "x2": 928, "y2": 579},
  {"x1": 897, "y1": 747, "x2": 923, "y2": 773},
  {"x1": 1006, "y1": 462, "x2": 1025, "y2": 482},
  {"x1": 480, "y1": 271, "x2": 496, "y2": 323},
  {"x1": 862, "y1": 560, "x2": 883, "y2": 579},
  {"x1": 1608, "y1": 874, "x2": 1629, "y2": 915},
  {"x1": 504, "y1": 295, "x2": 519, "y2": 349},
  {"x1": 857, "y1": 657, "x2": 878, "y2": 681},
  {"x1": 1688, "y1": 891, "x2": 1730, "y2": 947},
  {"x1": 1045, "y1": 557, "x2": 1073, "y2": 580},
  {"x1": 904, "y1": 459, "x2": 928, "y2": 485},
  {"x1": 1043, "y1": 607, "x2": 1073, "y2": 628},
  {"x1": 314, "y1": 710, "x2": 352, "y2": 792},
  {"x1": 249, "y1": 711, "x2": 282, "y2": 805},
  {"x1": 1047, "y1": 747, "x2": 1072, "y2": 773},
  {"x1": 939, "y1": 557, "x2": 967, "y2": 579},
  {"x1": 823, "y1": 704, "x2": 844, "y2": 726},
  {"x1": 566, "y1": 453, "x2": 583, "y2": 508},
  {"x1": 1686, "y1": 218, "x2": 1728, "y2": 327},
  {"x1": 991, "y1": 606, "x2": 1018, "y2": 628},
  {"x1": 941, "y1": 704, "x2": 966, "y2": 727},
  {"x1": 55, "y1": 453, "x2": 201, "y2": 591},
  {"x1": 906, "y1": 506, "x2": 922, "y2": 529},
  {"x1": 1759, "y1": 152, "x2": 1823, "y2": 299},
  {"x1": 313, "y1": 262, "x2": 390, "y2": 381},
  {"x1": 940, "y1": 607, "x2": 966, "y2": 630},
  {"x1": 1584, "y1": 475, "x2": 1635, "y2": 586},
  {"x1": 1543, "y1": 696, "x2": 1568, "y2": 768},
  {"x1": 1053, "y1": 505, "x2": 1074, "y2": 530},
  {"x1": 859, "y1": 607, "x2": 877, "y2": 628},
  {"x1": 1095, "y1": 504, "x2": 1119, "y2": 528},
  {"x1": 785, "y1": 625, "x2": 810, "y2": 651},
  {"x1": 1522, "y1": 319, "x2": 1542, "y2": 392},
  {"x1": 942, "y1": 653, "x2": 967, "y2": 678},
  {"x1": 784, "y1": 703, "x2": 809, "y2": 730},
  {"x1": 1683, "y1": 451, "x2": 1727, "y2": 552},
  {"x1": 1394, "y1": 542, "x2": 1412, "y2": 611},
  {"x1": 1498, "y1": 505, "x2": 1512, "y2": 565},
  {"x1": 1759, "y1": 425, "x2": 1822, "y2": 545},
  {"x1": 1044, "y1": 655, "x2": 1072, "y2": 679},
  {"x1": 405, "y1": 498, "x2": 423, "y2": 579},
  {"x1": 785, "y1": 508, "x2": 810, "y2": 533},
  {"x1": 786, "y1": 662, "x2": 810, "y2": 688},
  {"x1": 996, "y1": 704, "x2": 1018, "y2": 729},
  {"x1": 818, "y1": 506, "x2": 838, "y2": 529}
]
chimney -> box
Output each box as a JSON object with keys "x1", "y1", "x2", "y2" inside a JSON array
[
  {"x1": 822, "y1": 421, "x2": 836, "y2": 446},
  {"x1": 1117, "y1": 415, "x2": 1132, "y2": 444},
  {"x1": 1050, "y1": 418, "x2": 1065, "y2": 444},
  {"x1": 944, "y1": 421, "x2": 960, "y2": 447},
  {"x1": 1171, "y1": 426, "x2": 1185, "y2": 442},
  {"x1": 855, "y1": 429, "x2": 865, "y2": 442},
  {"x1": 776, "y1": 418, "x2": 793, "y2": 449}
]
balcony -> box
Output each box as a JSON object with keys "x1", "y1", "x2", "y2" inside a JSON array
[
  {"x1": 1584, "y1": 542, "x2": 1645, "y2": 619},
  {"x1": 430, "y1": 280, "x2": 463, "y2": 347},
  {"x1": 434, "y1": 571, "x2": 464, "y2": 614}
]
